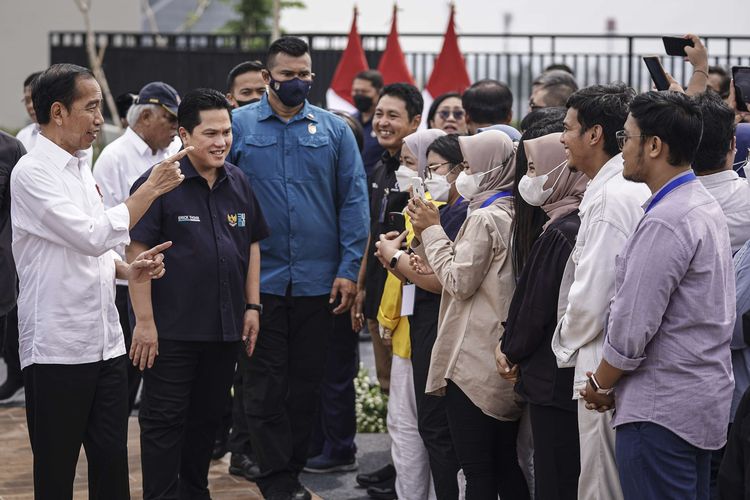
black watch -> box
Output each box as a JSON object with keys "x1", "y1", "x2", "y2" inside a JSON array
[{"x1": 246, "y1": 303, "x2": 263, "y2": 315}]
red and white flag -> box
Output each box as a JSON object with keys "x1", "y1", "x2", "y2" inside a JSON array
[
  {"x1": 326, "y1": 7, "x2": 369, "y2": 114},
  {"x1": 421, "y1": 5, "x2": 471, "y2": 126},
  {"x1": 377, "y1": 5, "x2": 415, "y2": 86}
]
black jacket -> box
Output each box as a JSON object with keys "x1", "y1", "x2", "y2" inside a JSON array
[
  {"x1": 0, "y1": 131, "x2": 26, "y2": 316},
  {"x1": 501, "y1": 210, "x2": 580, "y2": 411}
]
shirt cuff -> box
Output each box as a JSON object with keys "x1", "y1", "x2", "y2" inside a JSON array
[
  {"x1": 601, "y1": 334, "x2": 645, "y2": 371},
  {"x1": 420, "y1": 224, "x2": 446, "y2": 247},
  {"x1": 105, "y1": 203, "x2": 131, "y2": 247},
  {"x1": 551, "y1": 319, "x2": 577, "y2": 368}
]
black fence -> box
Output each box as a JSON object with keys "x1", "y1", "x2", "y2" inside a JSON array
[{"x1": 50, "y1": 31, "x2": 750, "y2": 121}]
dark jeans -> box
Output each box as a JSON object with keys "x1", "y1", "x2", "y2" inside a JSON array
[
  {"x1": 411, "y1": 295, "x2": 460, "y2": 499},
  {"x1": 115, "y1": 285, "x2": 141, "y2": 411},
  {"x1": 444, "y1": 381, "x2": 530, "y2": 500},
  {"x1": 23, "y1": 355, "x2": 130, "y2": 500},
  {"x1": 616, "y1": 421, "x2": 711, "y2": 500},
  {"x1": 227, "y1": 357, "x2": 252, "y2": 456},
  {"x1": 309, "y1": 312, "x2": 358, "y2": 460},
  {"x1": 139, "y1": 339, "x2": 238, "y2": 500},
  {"x1": 239, "y1": 293, "x2": 332, "y2": 496},
  {"x1": 1, "y1": 306, "x2": 21, "y2": 384},
  {"x1": 528, "y1": 403, "x2": 580, "y2": 500}
]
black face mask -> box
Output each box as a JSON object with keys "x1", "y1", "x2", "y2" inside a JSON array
[
  {"x1": 353, "y1": 94, "x2": 373, "y2": 113},
  {"x1": 236, "y1": 97, "x2": 261, "y2": 108}
]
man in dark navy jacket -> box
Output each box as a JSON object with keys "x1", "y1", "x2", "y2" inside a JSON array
[{"x1": 128, "y1": 88, "x2": 268, "y2": 499}]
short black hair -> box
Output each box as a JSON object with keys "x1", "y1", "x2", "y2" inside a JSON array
[
  {"x1": 115, "y1": 92, "x2": 136, "y2": 120},
  {"x1": 629, "y1": 91, "x2": 704, "y2": 167},
  {"x1": 462, "y1": 79, "x2": 513, "y2": 125},
  {"x1": 332, "y1": 111, "x2": 364, "y2": 153},
  {"x1": 566, "y1": 83, "x2": 636, "y2": 157},
  {"x1": 693, "y1": 91, "x2": 735, "y2": 173},
  {"x1": 532, "y1": 70, "x2": 579, "y2": 107},
  {"x1": 708, "y1": 65, "x2": 732, "y2": 99},
  {"x1": 178, "y1": 88, "x2": 233, "y2": 134},
  {"x1": 32, "y1": 63, "x2": 95, "y2": 125},
  {"x1": 354, "y1": 70, "x2": 384, "y2": 91},
  {"x1": 23, "y1": 71, "x2": 42, "y2": 89},
  {"x1": 267, "y1": 36, "x2": 309, "y2": 69},
  {"x1": 520, "y1": 106, "x2": 567, "y2": 132},
  {"x1": 226, "y1": 60, "x2": 265, "y2": 91},
  {"x1": 426, "y1": 92, "x2": 462, "y2": 128},
  {"x1": 379, "y1": 83, "x2": 424, "y2": 121},
  {"x1": 544, "y1": 63, "x2": 575, "y2": 76},
  {"x1": 426, "y1": 133, "x2": 463, "y2": 166}
]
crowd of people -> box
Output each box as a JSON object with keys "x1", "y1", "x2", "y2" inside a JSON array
[{"x1": 1, "y1": 32, "x2": 750, "y2": 500}]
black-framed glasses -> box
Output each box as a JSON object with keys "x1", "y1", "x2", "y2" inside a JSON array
[
  {"x1": 616, "y1": 130, "x2": 646, "y2": 151},
  {"x1": 437, "y1": 109, "x2": 465, "y2": 121},
  {"x1": 425, "y1": 161, "x2": 455, "y2": 179}
]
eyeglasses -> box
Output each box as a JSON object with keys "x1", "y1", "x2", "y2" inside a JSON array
[
  {"x1": 616, "y1": 130, "x2": 647, "y2": 151},
  {"x1": 425, "y1": 161, "x2": 455, "y2": 179},
  {"x1": 436, "y1": 109, "x2": 465, "y2": 121}
]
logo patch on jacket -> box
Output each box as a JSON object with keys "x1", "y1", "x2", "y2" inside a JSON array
[{"x1": 227, "y1": 213, "x2": 246, "y2": 228}]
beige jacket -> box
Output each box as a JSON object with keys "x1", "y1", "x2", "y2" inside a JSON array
[{"x1": 417, "y1": 202, "x2": 524, "y2": 421}]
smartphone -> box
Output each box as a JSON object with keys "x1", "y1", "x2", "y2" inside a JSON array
[
  {"x1": 662, "y1": 36, "x2": 694, "y2": 57},
  {"x1": 643, "y1": 56, "x2": 670, "y2": 91},
  {"x1": 733, "y1": 66, "x2": 750, "y2": 112},
  {"x1": 411, "y1": 176, "x2": 426, "y2": 201},
  {"x1": 385, "y1": 211, "x2": 406, "y2": 234}
]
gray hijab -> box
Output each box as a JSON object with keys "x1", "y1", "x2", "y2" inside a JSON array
[
  {"x1": 458, "y1": 130, "x2": 516, "y2": 211},
  {"x1": 403, "y1": 129, "x2": 447, "y2": 179}
]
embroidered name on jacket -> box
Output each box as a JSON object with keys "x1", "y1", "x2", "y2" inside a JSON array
[{"x1": 177, "y1": 215, "x2": 201, "y2": 223}]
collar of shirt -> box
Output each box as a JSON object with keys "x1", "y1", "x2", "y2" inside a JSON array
[
  {"x1": 641, "y1": 169, "x2": 696, "y2": 211},
  {"x1": 578, "y1": 153, "x2": 624, "y2": 215},
  {"x1": 179, "y1": 154, "x2": 229, "y2": 187},
  {"x1": 256, "y1": 93, "x2": 317, "y2": 124},
  {"x1": 34, "y1": 133, "x2": 84, "y2": 172},
  {"x1": 697, "y1": 168, "x2": 741, "y2": 188},
  {"x1": 123, "y1": 126, "x2": 162, "y2": 160},
  {"x1": 380, "y1": 148, "x2": 401, "y2": 173}
]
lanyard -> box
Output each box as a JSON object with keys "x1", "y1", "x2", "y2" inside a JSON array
[
  {"x1": 480, "y1": 190, "x2": 512, "y2": 209},
  {"x1": 644, "y1": 172, "x2": 696, "y2": 213}
]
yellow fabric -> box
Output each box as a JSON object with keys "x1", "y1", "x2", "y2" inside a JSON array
[{"x1": 377, "y1": 195, "x2": 445, "y2": 359}]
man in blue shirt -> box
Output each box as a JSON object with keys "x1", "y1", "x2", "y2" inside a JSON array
[
  {"x1": 129, "y1": 89, "x2": 269, "y2": 499},
  {"x1": 228, "y1": 36, "x2": 369, "y2": 500}
]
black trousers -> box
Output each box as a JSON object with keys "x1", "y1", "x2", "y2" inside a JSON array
[
  {"x1": 239, "y1": 293, "x2": 332, "y2": 496},
  {"x1": 411, "y1": 295, "x2": 460, "y2": 499},
  {"x1": 139, "y1": 339, "x2": 238, "y2": 500},
  {"x1": 444, "y1": 381, "x2": 530, "y2": 500},
  {"x1": 1, "y1": 306, "x2": 21, "y2": 384},
  {"x1": 309, "y1": 312, "x2": 358, "y2": 460},
  {"x1": 227, "y1": 356, "x2": 252, "y2": 456},
  {"x1": 23, "y1": 355, "x2": 130, "y2": 500},
  {"x1": 115, "y1": 285, "x2": 141, "y2": 411},
  {"x1": 528, "y1": 403, "x2": 580, "y2": 500}
]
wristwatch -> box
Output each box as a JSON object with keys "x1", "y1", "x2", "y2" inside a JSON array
[
  {"x1": 588, "y1": 373, "x2": 614, "y2": 396},
  {"x1": 246, "y1": 303, "x2": 263, "y2": 315},
  {"x1": 389, "y1": 249, "x2": 405, "y2": 269}
]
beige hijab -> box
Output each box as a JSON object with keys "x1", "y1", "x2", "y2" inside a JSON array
[
  {"x1": 523, "y1": 132, "x2": 588, "y2": 229},
  {"x1": 458, "y1": 130, "x2": 516, "y2": 211},
  {"x1": 403, "y1": 129, "x2": 447, "y2": 179}
]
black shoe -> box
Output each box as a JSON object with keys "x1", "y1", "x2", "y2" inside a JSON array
[
  {"x1": 291, "y1": 483, "x2": 312, "y2": 500},
  {"x1": 211, "y1": 438, "x2": 228, "y2": 460},
  {"x1": 0, "y1": 377, "x2": 23, "y2": 400},
  {"x1": 366, "y1": 483, "x2": 397, "y2": 500},
  {"x1": 228, "y1": 453, "x2": 262, "y2": 481},
  {"x1": 303, "y1": 453, "x2": 358, "y2": 473},
  {"x1": 356, "y1": 464, "x2": 396, "y2": 488}
]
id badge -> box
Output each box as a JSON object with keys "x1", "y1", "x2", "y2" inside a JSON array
[{"x1": 400, "y1": 283, "x2": 416, "y2": 317}]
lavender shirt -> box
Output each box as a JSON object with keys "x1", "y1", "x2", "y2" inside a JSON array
[{"x1": 602, "y1": 171, "x2": 735, "y2": 450}]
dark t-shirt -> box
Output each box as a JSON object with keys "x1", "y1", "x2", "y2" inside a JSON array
[
  {"x1": 355, "y1": 112, "x2": 385, "y2": 179},
  {"x1": 130, "y1": 156, "x2": 269, "y2": 342},
  {"x1": 0, "y1": 131, "x2": 26, "y2": 315}
]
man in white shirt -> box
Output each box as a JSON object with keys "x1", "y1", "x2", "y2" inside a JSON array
[
  {"x1": 15, "y1": 71, "x2": 42, "y2": 152},
  {"x1": 93, "y1": 81, "x2": 181, "y2": 410},
  {"x1": 552, "y1": 84, "x2": 651, "y2": 500},
  {"x1": 10, "y1": 63, "x2": 188, "y2": 500}
]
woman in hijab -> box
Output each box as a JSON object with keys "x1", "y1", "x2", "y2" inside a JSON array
[
  {"x1": 407, "y1": 130, "x2": 529, "y2": 499},
  {"x1": 498, "y1": 132, "x2": 588, "y2": 500}
]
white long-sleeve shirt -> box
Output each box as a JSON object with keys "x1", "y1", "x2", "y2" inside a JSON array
[
  {"x1": 11, "y1": 133, "x2": 130, "y2": 368},
  {"x1": 697, "y1": 169, "x2": 750, "y2": 254},
  {"x1": 551, "y1": 154, "x2": 650, "y2": 398}
]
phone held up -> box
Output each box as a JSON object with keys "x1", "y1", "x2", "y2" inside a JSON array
[
  {"x1": 643, "y1": 56, "x2": 671, "y2": 91},
  {"x1": 662, "y1": 36, "x2": 694, "y2": 57},
  {"x1": 411, "y1": 176, "x2": 427, "y2": 201},
  {"x1": 733, "y1": 66, "x2": 750, "y2": 113}
]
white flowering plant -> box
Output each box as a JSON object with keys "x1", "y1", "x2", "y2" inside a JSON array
[{"x1": 354, "y1": 363, "x2": 388, "y2": 433}]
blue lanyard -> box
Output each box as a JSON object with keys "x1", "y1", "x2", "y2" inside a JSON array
[
  {"x1": 644, "y1": 172, "x2": 696, "y2": 213},
  {"x1": 480, "y1": 190, "x2": 512, "y2": 209},
  {"x1": 453, "y1": 195, "x2": 465, "y2": 206}
]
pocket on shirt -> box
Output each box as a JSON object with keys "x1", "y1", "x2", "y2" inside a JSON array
[
  {"x1": 242, "y1": 135, "x2": 280, "y2": 179},
  {"x1": 296, "y1": 135, "x2": 333, "y2": 181}
]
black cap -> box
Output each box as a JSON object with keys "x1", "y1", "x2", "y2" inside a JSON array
[{"x1": 136, "y1": 82, "x2": 180, "y2": 116}]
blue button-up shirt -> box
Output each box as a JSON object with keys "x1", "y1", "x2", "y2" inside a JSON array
[{"x1": 228, "y1": 95, "x2": 369, "y2": 297}]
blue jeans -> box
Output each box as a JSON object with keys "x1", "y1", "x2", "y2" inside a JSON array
[{"x1": 616, "y1": 421, "x2": 711, "y2": 500}]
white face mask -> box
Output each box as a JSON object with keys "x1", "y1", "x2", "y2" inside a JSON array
[
  {"x1": 517, "y1": 159, "x2": 568, "y2": 206},
  {"x1": 395, "y1": 165, "x2": 415, "y2": 192},
  {"x1": 454, "y1": 161, "x2": 509, "y2": 200},
  {"x1": 425, "y1": 174, "x2": 451, "y2": 202}
]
